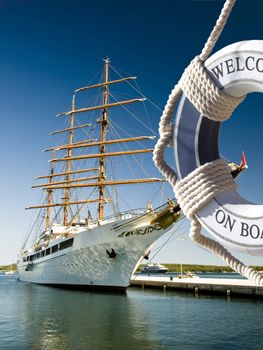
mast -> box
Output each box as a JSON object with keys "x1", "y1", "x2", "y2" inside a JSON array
[
  {"x1": 29, "y1": 60, "x2": 165, "y2": 223},
  {"x1": 98, "y1": 58, "x2": 110, "y2": 220},
  {"x1": 45, "y1": 150, "x2": 55, "y2": 230},
  {"x1": 63, "y1": 94, "x2": 75, "y2": 225}
]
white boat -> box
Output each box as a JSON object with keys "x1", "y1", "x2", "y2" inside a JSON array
[
  {"x1": 4, "y1": 264, "x2": 16, "y2": 275},
  {"x1": 5, "y1": 271, "x2": 15, "y2": 275},
  {"x1": 17, "y1": 59, "x2": 181, "y2": 291},
  {"x1": 178, "y1": 271, "x2": 198, "y2": 279},
  {"x1": 141, "y1": 263, "x2": 168, "y2": 273}
]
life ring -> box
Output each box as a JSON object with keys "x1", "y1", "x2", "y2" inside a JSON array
[{"x1": 174, "y1": 40, "x2": 263, "y2": 256}]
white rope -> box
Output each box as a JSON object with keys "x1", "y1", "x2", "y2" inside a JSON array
[
  {"x1": 153, "y1": 0, "x2": 263, "y2": 286},
  {"x1": 200, "y1": 0, "x2": 236, "y2": 61},
  {"x1": 179, "y1": 56, "x2": 245, "y2": 121},
  {"x1": 152, "y1": 84, "x2": 181, "y2": 187},
  {"x1": 175, "y1": 160, "x2": 238, "y2": 220}
]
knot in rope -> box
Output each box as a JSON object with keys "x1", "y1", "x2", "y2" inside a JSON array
[
  {"x1": 174, "y1": 159, "x2": 237, "y2": 220},
  {"x1": 179, "y1": 56, "x2": 245, "y2": 121}
]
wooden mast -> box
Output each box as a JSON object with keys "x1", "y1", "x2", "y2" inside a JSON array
[
  {"x1": 35, "y1": 167, "x2": 98, "y2": 179},
  {"x1": 98, "y1": 58, "x2": 109, "y2": 220},
  {"x1": 43, "y1": 178, "x2": 165, "y2": 190},
  {"x1": 32, "y1": 175, "x2": 99, "y2": 188},
  {"x1": 44, "y1": 136, "x2": 155, "y2": 152},
  {"x1": 50, "y1": 149, "x2": 154, "y2": 163},
  {"x1": 56, "y1": 98, "x2": 145, "y2": 117},
  {"x1": 49, "y1": 123, "x2": 91, "y2": 135},
  {"x1": 74, "y1": 76, "x2": 136, "y2": 93},
  {"x1": 45, "y1": 150, "x2": 55, "y2": 229},
  {"x1": 63, "y1": 94, "x2": 75, "y2": 225},
  {"x1": 29, "y1": 60, "x2": 165, "y2": 223}
]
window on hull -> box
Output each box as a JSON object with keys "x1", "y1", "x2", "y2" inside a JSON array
[
  {"x1": 51, "y1": 245, "x2": 58, "y2": 253},
  {"x1": 26, "y1": 237, "x2": 74, "y2": 262},
  {"x1": 59, "y1": 238, "x2": 74, "y2": 250}
]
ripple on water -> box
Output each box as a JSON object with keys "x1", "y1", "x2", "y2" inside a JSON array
[{"x1": 0, "y1": 275, "x2": 263, "y2": 350}]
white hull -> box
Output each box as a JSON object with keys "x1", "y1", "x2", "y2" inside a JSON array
[{"x1": 18, "y1": 209, "x2": 177, "y2": 291}]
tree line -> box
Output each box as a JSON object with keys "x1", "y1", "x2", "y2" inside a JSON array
[{"x1": 137, "y1": 264, "x2": 263, "y2": 273}]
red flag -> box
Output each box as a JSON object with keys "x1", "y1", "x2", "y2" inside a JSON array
[{"x1": 240, "y1": 151, "x2": 248, "y2": 169}]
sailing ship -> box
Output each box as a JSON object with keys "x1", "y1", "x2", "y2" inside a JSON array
[{"x1": 17, "y1": 58, "x2": 181, "y2": 291}]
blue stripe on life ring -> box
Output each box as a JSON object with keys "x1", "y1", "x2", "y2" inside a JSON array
[{"x1": 174, "y1": 94, "x2": 220, "y2": 180}]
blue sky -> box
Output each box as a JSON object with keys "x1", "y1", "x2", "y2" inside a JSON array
[{"x1": 1, "y1": 0, "x2": 263, "y2": 267}]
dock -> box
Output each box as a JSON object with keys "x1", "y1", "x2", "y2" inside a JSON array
[{"x1": 130, "y1": 275, "x2": 263, "y2": 298}]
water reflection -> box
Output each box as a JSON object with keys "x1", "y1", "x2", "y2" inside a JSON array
[
  {"x1": 10, "y1": 279, "x2": 161, "y2": 349},
  {"x1": 1, "y1": 275, "x2": 263, "y2": 350}
]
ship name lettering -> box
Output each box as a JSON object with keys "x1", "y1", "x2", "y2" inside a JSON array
[{"x1": 117, "y1": 224, "x2": 161, "y2": 238}]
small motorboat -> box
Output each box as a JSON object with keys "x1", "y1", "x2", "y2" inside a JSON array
[{"x1": 141, "y1": 263, "x2": 168, "y2": 273}]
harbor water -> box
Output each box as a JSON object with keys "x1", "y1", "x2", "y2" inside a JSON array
[{"x1": 0, "y1": 273, "x2": 263, "y2": 350}]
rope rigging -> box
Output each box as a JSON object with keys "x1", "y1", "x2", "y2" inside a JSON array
[{"x1": 30, "y1": 64, "x2": 167, "y2": 233}]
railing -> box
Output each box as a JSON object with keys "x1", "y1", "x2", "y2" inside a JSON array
[
  {"x1": 99, "y1": 208, "x2": 146, "y2": 224},
  {"x1": 108, "y1": 200, "x2": 178, "y2": 230}
]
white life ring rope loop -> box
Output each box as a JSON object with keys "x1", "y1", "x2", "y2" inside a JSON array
[
  {"x1": 153, "y1": 0, "x2": 263, "y2": 285},
  {"x1": 179, "y1": 56, "x2": 245, "y2": 122}
]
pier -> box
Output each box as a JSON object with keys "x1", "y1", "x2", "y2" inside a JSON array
[{"x1": 130, "y1": 275, "x2": 263, "y2": 298}]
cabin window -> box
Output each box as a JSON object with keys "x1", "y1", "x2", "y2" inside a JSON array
[
  {"x1": 46, "y1": 248, "x2": 50, "y2": 255},
  {"x1": 51, "y1": 245, "x2": 58, "y2": 253},
  {"x1": 41, "y1": 251, "x2": 45, "y2": 257},
  {"x1": 59, "y1": 238, "x2": 74, "y2": 250}
]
